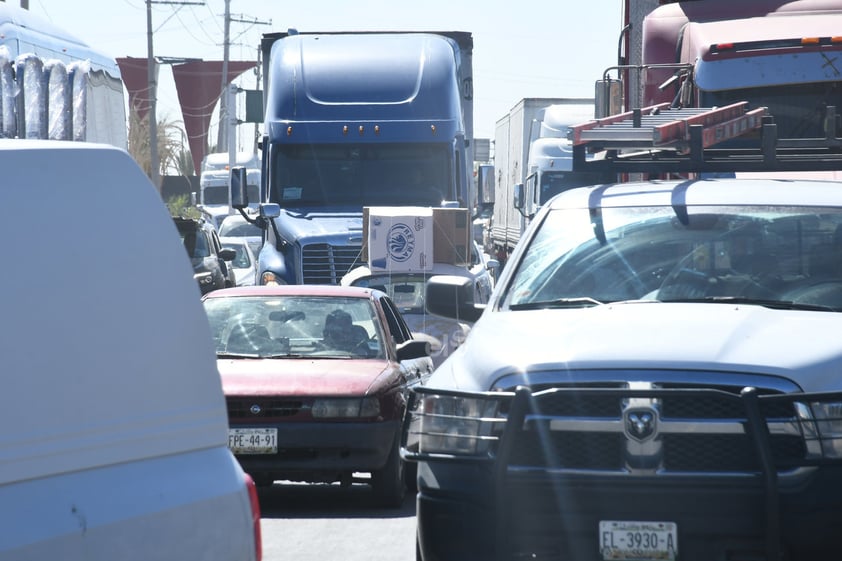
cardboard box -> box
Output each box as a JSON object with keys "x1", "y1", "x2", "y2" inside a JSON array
[
  {"x1": 362, "y1": 206, "x2": 472, "y2": 267},
  {"x1": 366, "y1": 206, "x2": 433, "y2": 272},
  {"x1": 432, "y1": 207, "x2": 471, "y2": 265}
]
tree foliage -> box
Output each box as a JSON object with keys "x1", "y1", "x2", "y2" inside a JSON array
[{"x1": 127, "y1": 108, "x2": 191, "y2": 186}]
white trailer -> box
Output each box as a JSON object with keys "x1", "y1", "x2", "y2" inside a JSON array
[{"x1": 489, "y1": 98, "x2": 606, "y2": 266}]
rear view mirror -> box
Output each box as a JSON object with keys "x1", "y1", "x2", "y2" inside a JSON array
[
  {"x1": 513, "y1": 183, "x2": 524, "y2": 211},
  {"x1": 595, "y1": 78, "x2": 623, "y2": 118},
  {"x1": 230, "y1": 166, "x2": 248, "y2": 209},
  {"x1": 425, "y1": 274, "x2": 484, "y2": 323}
]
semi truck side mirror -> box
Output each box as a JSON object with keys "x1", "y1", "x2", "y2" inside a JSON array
[
  {"x1": 513, "y1": 183, "x2": 525, "y2": 215},
  {"x1": 595, "y1": 78, "x2": 624, "y2": 118},
  {"x1": 230, "y1": 166, "x2": 248, "y2": 209}
]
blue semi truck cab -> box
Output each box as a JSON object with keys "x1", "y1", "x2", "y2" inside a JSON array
[{"x1": 235, "y1": 29, "x2": 475, "y2": 285}]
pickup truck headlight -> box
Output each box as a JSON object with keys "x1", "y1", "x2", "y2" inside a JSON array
[
  {"x1": 414, "y1": 392, "x2": 507, "y2": 456},
  {"x1": 810, "y1": 401, "x2": 842, "y2": 457},
  {"x1": 312, "y1": 397, "x2": 380, "y2": 418}
]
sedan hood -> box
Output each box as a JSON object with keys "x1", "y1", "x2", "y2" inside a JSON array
[
  {"x1": 436, "y1": 302, "x2": 842, "y2": 393},
  {"x1": 218, "y1": 357, "x2": 391, "y2": 397}
]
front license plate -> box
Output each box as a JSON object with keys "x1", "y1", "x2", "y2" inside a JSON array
[
  {"x1": 228, "y1": 428, "x2": 278, "y2": 454},
  {"x1": 599, "y1": 520, "x2": 677, "y2": 561}
]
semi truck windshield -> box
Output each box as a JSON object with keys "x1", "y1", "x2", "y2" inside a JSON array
[{"x1": 270, "y1": 143, "x2": 453, "y2": 207}]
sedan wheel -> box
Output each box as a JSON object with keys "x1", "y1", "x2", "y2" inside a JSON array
[{"x1": 371, "y1": 432, "x2": 405, "y2": 508}]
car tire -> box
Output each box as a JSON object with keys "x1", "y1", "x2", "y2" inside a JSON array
[
  {"x1": 405, "y1": 461, "x2": 418, "y2": 493},
  {"x1": 372, "y1": 431, "x2": 405, "y2": 508}
]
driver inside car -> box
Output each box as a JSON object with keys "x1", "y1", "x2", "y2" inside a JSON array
[{"x1": 322, "y1": 309, "x2": 368, "y2": 352}]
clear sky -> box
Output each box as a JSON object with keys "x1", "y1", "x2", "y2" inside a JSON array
[{"x1": 25, "y1": 0, "x2": 624, "y2": 149}]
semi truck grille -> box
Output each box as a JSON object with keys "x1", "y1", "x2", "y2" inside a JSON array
[
  {"x1": 227, "y1": 398, "x2": 304, "y2": 419},
  {"x1": 300, "y1": 243, "x2": 362, "y2": 284}
]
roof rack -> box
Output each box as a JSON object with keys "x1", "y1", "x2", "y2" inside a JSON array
[{"x1": 570, "y1": 103, "x2": 842, "y2": 174}]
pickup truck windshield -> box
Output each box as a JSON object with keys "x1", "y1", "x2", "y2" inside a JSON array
[
  {"x1": 504, "y1": 204, "x2": 842, "y2": 311},
  {"x1": 270, "y1": 143, "x2": 453, "y2": 207}
]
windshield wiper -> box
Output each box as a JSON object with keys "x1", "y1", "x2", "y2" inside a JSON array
[
  {"x1": 509, "y1": 297, "x2": 604, "y2": 310},
  {"x1": 216, "y1": 352, "x2": 260, "y2": 358},
  {"x1": 660, "y1": 296, "x2": 837, "y2": 312}
]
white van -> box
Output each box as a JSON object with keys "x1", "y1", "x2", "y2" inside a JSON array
[{"x1": 0, "y1": 140, "x2": 261, "y2": 561}]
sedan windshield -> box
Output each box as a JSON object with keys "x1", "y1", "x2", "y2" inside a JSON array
[
  {"x1": 203, "y1": 295, "x2": 386, "y2": 358},
  {"x1": 504, "y1": 204, "x2": 842, "y2": 311}
]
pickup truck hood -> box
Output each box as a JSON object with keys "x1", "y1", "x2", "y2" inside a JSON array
[
  {"x1": 436, "y1": 302, "x2": 842, "y2": 393},
  {"x1": 218, "y1": 357, "x2": 390, "y2": 397},
  {"x1": 272, "y1": 207, "x2": 362, "y2": 244}
]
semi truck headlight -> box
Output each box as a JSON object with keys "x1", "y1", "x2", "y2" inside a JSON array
[
  {"x1": 416, "y1": 393, "x2": 506, "y2": 456},
  {"x1": 810, "y1": 401, "x2": 842, "y2": 457},
  {"x1": 195, "y1": 271, "x2": 214, "y2": 285},
  {"x1": 312, "y1": 397, "x2": 380, "y2": 418}
]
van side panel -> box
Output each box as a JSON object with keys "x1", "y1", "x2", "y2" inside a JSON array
[
  {"x1": 0, "y1": 142, "x2": 227, "y2": 485},
  {"x1": 0, "y1": 449, "x2": 254, "y2": 560},
  {"x1": 0, "y1": 141, "x2": 255, "y2": 560}
]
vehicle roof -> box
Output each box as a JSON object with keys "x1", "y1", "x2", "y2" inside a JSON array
[
  {"x1": 174, "y1": 215, "x2": 215, "y2": 231},
  {"x1": 0, "y1": 3, "x2": 119, "y2": 74},
  {"x1": 265, "y1": 32, "x2": 464, "y2": 141},
  {"x1": 546, "y1": 177, "x2": 842, "y2": 210},
  {"x1": 219, "y1": 236, "x2": 250, "y2": 246},
  {"x1": 341, "y1": 263, "x2": 479, "y2": 286},
  {"x1": 202, "y1": 284, "x2": 377, "y2": 299},
  {"x1": 220, "y1": 213, "x2": 250, "y2": 225},
  {"x1": 201, "y1": 151, "x2": 259, "y2": 170}
]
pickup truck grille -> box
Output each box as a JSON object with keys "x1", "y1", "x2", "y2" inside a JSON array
[
  {"x1": 300, "y1": 243, "x2": 362, "y2": 284},
  {"x1": 500, "y1": 382, "x2": 810, "y2": 475}
]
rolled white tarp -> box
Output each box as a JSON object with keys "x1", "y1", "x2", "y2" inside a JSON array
[
  {"x1": 0, "y1": 46, "x2": 15, "y2": 139},
  {"x1": 15, "y1": 53, "x2": 47, "y2": 139},
  {"x1": 45, "y1": 59, "x2": 71, "y2": 141}
]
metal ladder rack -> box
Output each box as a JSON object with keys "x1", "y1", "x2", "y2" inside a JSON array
[
  {"x1": 569, "y1": 103, "x2": 842, "y2": 175},
  {"x1": 569, "y1": 102, "x2": 767, "y2": 153}
]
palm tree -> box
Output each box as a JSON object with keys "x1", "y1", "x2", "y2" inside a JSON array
[{"x1": 127, "y1": 108, "x2": 188, "y2": 191}]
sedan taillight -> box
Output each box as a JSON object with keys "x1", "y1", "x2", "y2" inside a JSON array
[{"x1": 244, "y1": 472, "x2": 262, "y2": 561}]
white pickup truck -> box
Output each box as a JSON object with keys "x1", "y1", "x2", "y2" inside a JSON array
[
  {"x1": 407, "y1": 108, "x2": 842, "y2": 561},
  {"x1": 0, "y1": 140, "x2": 261, "y2": 561}
]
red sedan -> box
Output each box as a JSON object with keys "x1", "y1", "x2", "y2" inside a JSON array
[{"x1": 202, "y1": 285, "x2": 432, "y2": 507}]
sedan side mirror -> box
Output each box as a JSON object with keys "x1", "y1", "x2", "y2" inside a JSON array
[
  {"x1": 218, "y1": 248, "x2": 237, "y2": 262},
  {"x1": 396, "y1": 339, "x2": 431, "y2": 361}
]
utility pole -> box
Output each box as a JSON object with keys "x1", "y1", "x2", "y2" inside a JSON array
[
  {"x1": 217, "y1": 0, "x2": 231, "y2": 155},
  {"x1": 217, "y1": 4, "x2": 271, "y2": 159},
  {"x1": 146, "y1": 0, "x2": 204, "y2": 191},
  {"x1": 146, "y1": 0, "x2": 159, "y2": 190}
]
